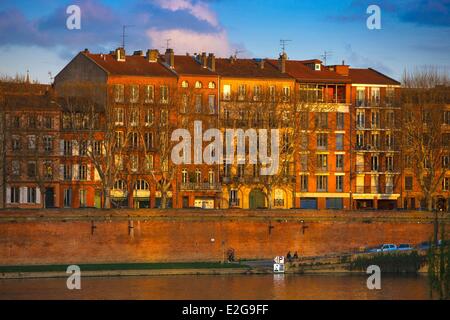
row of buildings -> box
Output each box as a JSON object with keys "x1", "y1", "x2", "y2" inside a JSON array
[{"x1": 1, "y1": 47, "x2": 449, "y2": 211}]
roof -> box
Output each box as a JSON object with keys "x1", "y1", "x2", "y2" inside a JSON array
[
  {"x1": 349, "y1": 68, "x2": 400, "y2": 85},
  {"x1": 161, "y1": 55, "x2": 217, "y2": 76},
  {"x1": 83, "y1": 52, "x2": 176, "y2": 78},
  {"x1": 215, "y1": 58, "x2": 292, "y2": 79},
  {"x1": 267, "y1": 59, "x2": 351, "y2": 83},
  {"x1": 2, "y1": 93, "x2": 57, "y2": 111}
]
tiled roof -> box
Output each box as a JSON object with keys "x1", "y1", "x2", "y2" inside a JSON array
[
  {"x1": 267, "y1": 59, "x2": 351, "y2": 83},
  {"x1": 160, "y1": 55, "x2": 217, "y2": 76},
  {"x1": 2, "y1": 93, "x2": 55, "y2": 110},
  {"x1": 349, "y1": 68, "x2": 400, "y2": 85},
  {"x1": 83, "y1": 52, "x2": 176, "y2": 78},
  {"x1": 215, "y1": 58, "x2": 292, "y2": 79}
]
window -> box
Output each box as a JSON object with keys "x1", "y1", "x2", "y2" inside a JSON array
[
  {"x1": 195, "y1": 94, "x2": 202, "y2": 113},
  {"x1": 223, "y1": 161, "x2": 231, "y2": 177},
  {"x1": 114, "y1": 84, "x2": 124, "y2": 103},
  {"x1": 64, "y1": 140, "x2": 72, "y2": 156},
  {"x1": 237, "y1": 164, "x2": 245, "y2": 177},
  {"x1": 145, "y1": 154, "x2": 154, "y2": 171},
  {"x1": 79, "y1": 189, "x2": 87, "y2": 207},
  {"x1": 282, "y1": 86, "x2": 290, "y2": 102},
  {"x1": 63, "y1": 164, "x2": 72, "y2": 180},
  {"x1": 356, "y1": 110, "x2": 365, "y2": 128},
  {"x1": 371, "y1": 110, "x2": 380, "y2": 128},
  {"x1": 27, "y1": 187, "x2": 36, "y2": 203},
  {"x1": 405, "y1": 176, "x2": 413, "y2": 191},
  {"x1": 336, "y1": 154, "x2": 344, "y2": 170},
  {"x1": 317, "y1": 175, "x2": 328, "y2": 192},
  {"x1": 130, "y1": 132, "x2": 139, "y2": 149},
  {"x1": 44, "y1": 116, "x2": 53, "y2": 129},
  {"x1": 444, "y1": 111, "x2": 450, "y2": 125},
  {"x1": 44, "y1": 161, "x2": 53, "y2": 179},
  {"x1": 195, "y1": 81, "x2": 202, "y2": 89},
  {"x1": 208, "y1": 95, "x2": 216, "y2": 114},
  {"x1": 181, "y1": 94, "x2": 188, "y2": 114},
  {"x1": 317, "y1": 154, "x2": 328, "y2": 170},
  {"x1": 12, "y1": 136, "x2": 21, "y2": 151},
  {"x1": 443, "y1": 177, "x2": 450, "y2": 191},
  {"x1": 300, "y1": 175, "x2": 308, "y2": 192},
  {"x1": 28, "y1": 116, "x2": 36, "y2": 128},
  {"x1": 405, "y1": 155, "x2": 412, "y2": 168},
  {"x1": 386, "y1": 88, "x2": 395, "y2": 105},
  {"x1": 195, "y1": 169, "x2": 202, "y2": 183},
  {"x1": 300, "y1": 112, "x2": 309, "y2": 130},
  {"x1": 443, "y1": 155, "x2": 449, "y2": 169},
  {"x1": 11, "y1": 160, "x2": 20, "y2": 176},
  {"x1": 371, "y1": 87, "x2": 380, "y2": 105},
  {"x1": 115, "y1": 108, "x2": 124, "y2": 125},
  {"x1": 13, "y1": 116, "x2": 20, "y2": 128},
  {"x1": 114, "y1": 180, "x2": 126, "y2": 190},
  {"x1": 336, "y1": 134, "x2": 344, "y2": 151},
  {"x1": 336, "y1": 112, "x2": 345, "y2": 129},
  {"x1": 300, "y1": 154, "x2": 308, "y2": 171},
  {"x1": 316, "y1": 113, "x2": 328, "y2": 129},
  {"x1": 115, "y1": 131, "x2": 124, "y2": 148},
  {"x1": 253, "y1": 85, "x2": 261, "y2": 101},
  {"x1": 182, "y1": 169, "x2": 188, "y2": 183},
  {"x1": 371, "y1": 133, "x2": 380, "y2": 148},
  {"x1": 93, "y1": 141, "x2": 102, "y2": 156},
  {"x1": 44, "y1": 136, "x2": 53, "y2": 152},
  {"x1": 79, "y1": 141, "x2": 87, "y2": 156},
  {"x1": 144, "y1": 132, "x2": 153, "y2": 149},
  {"x1": 371, "y1": 155, "x2": 379, "y2": 171},
  {"x1": 356, "y1": 132, "x2": 364, "y2": 148},
  {"x1": 336, "y1": 176, "x2": 344, "y2": 192},
  {"x1": 386, "y1": 111, "x2": 395, "y2": 127},
  {"x1": 317, "y1": 133, "x2": 328, "y2": 150},
  {"x1": 129, "y1": 108, "x2": 138, "y2": 126},
  {"x1": 145, "y1": 108, "x2": 154, "y2": 126},
  {"x1": 238, "y1": 84, "x2": 246, "y2": 100},
  {"x1": 27, "y1": 161, "x2": 36, "y2": 178},
  {"x1": 208, "y1": 169, "x2": 215, "y2": 184},
  {"x1": 181, "y1": 81, "x2": 189, "y2": 88},
  {"x1": 208, "y1": 81, "x2": 216, "y2": 89},
  {"x1": 269, "y1": 86, "x2": 276, "y2": 101},
  {"x1": 10, "y1": 187, "x2": 20, "y2": 203},
  {"x1": 386, "y1": 156, "x2": 394, "y2": 171},
  {"x1": 130, "y1": 85, "x2": 139, "y2": 103},
  {"x1": 356, "y1": 88, "x2": 365, "y2": 107},
  {"x1": 161, "y1": 109, "x2": 168, "y2": 125},
  {"x1": 223, "y1": 84, "x2": 231, "y2": 100},
  {"x1": 144, "y1": 85, "x2": 154, "y2": 103},
  {"x1": 28, "y1": 135, "x2": 36, "y2": 150},
  {"x1": 79, "y1": 164, "x2": 88, "y2": 181},
  {"x1": 160, "y1": 86, "x2": 169, "y2": 104},
  {"x1": 386, "y1": 132, "x2": 393, "y2": 149},
  {"x1": 64, "y1": 188, "x2": 72, "y2": 207}
]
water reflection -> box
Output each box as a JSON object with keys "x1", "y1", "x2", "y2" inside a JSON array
[{"x1": 0, "y1": 274, "x2": 432, "y2": 300}]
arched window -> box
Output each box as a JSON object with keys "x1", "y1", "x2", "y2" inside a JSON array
[
  {"x1": 181, "y1": 80, "x2": 189, "y2": 88},
  {"x1": 113, "y1": 180, "x2": 127, "y2": 190},
  {"x1": 208, "y1": 81, "x2": 216, "y2": 89},
  {"x1": 182, "y1": 169, "x2": 188, "y2": 183},
  {"x1": 195, "y1": 81, "x2": 203, "y2": 89},
  {"x1": 134, "y1": 179, "x2": 149, "y2": 190}
]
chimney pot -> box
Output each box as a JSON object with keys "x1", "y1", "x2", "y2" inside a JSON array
[
  {"x1": 165, "y1": 48, "x2": 175, "y2": 68},
  {"x1": 278, "y1": 53, "x2": 287, "y2": 73},
  {"x1": 208, "y1": 53, "x2": 216, "y2": 71},
  {"x1": 115, "y1": 47, "x2": 126, "y2": 61},
  {"x1": 147, "y1": 49, "x2": 159, "y2": 62}
]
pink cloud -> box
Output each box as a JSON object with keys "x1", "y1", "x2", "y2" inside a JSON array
[{"x1": 153, "y1": 0, "x2": 219, "y2": 27}]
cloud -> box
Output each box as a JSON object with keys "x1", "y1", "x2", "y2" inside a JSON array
[
  {"x1": 147, "y1": 28, "x2": 232, "y2": 56},
  {"x1": 152, "y1": 0, "x2": 219, "y2": 27},
  {"x1": 344, "y1": 44, "x2": 394, "y2": 76}
]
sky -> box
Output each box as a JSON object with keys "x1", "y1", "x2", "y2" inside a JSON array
[{"x1": 0, "y1": 0, "x2": 449, "y2": 83}]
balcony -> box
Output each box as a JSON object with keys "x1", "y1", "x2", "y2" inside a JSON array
[{"x1": 180, "y1": 182, "x2": 221, "y2": 191}]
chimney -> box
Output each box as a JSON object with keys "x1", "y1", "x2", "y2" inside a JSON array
[
  {"x1": 146, "y1": 49, "x2": 159, "y2": 63},
  {"x1": 259, "y1": 59, "x2": 265, "y2": 69},
  {"x1": 115, "y1": 47, "x2": 126, "y2": 61},
  {"x1": 334, "y1": 64, "x2": 349, "y2": 76},
  {"x1": 208, "y1": 53, "x2": 216, "y2": 71},
  {"x1": 278, "y1": 52, "x2": 287, "y2": 73},
  {"x1": 165, "y1": 48, "x2": 175, "y2": 68},
  {"x1": 201, "y1": 52, "x2": 207, "y2": 68},
  {"x1": 133, "y1": 50, "x2": 144, "y2": 56},
  {"x1": 229, "y1": 55, "x2": 236, "y2": 64}
]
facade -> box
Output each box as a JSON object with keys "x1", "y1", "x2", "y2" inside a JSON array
[{"x1": 1, "y1": 48, "x2": 448, "y2": 211}]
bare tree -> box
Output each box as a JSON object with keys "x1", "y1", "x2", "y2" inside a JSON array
[{"x1": 401, "y1": 67, "x2": 450, "y2": 211}]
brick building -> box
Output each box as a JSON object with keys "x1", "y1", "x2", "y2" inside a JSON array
[{"x1": 1, "y1": 48, "x2": 448, "y2": 211}]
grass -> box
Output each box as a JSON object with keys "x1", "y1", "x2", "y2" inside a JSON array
[
  {"x1": 0, "y1": 262, "x2": 249, "y2": 273},
  {"x1": 349, "y1": 251, "x2": 425, "y2": 273}
]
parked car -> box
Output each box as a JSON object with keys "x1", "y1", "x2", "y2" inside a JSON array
[
  {"x1": 367, "y1": 244, "x2": 397, "y2": 253},
  {"x1": 367, "y1": 245, "x2": 384, "y2": 253},
  {"x1": 397, "y1": 244, "x2": 413, "y2": 251},
  {"x1": 417, "y1": 241, "x2": 431, "y2": 250}
]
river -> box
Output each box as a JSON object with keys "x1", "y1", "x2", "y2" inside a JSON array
[{"x1": 0, "y1": 274, "x2": 433, "y2": 300}]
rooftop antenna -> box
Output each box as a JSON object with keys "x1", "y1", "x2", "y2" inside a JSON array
[
  {"x1": 121, "y1": 25, "x2": 135, "y2": 50},
  {"x1": 320, "y1": 50, "x2": 333, "y2": 66},
  {"x1": 233, "y1": 49, "x2": 244, "y2": 58},
  {"x1": 165, "y1": 39, "x2": 172, "y2": 50},
  {"x1": 280, "y1": 39, "x2": 292, "y2": 54}
]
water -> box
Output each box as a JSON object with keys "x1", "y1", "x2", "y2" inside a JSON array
[{"x1": 0, "y1": 274, "x2": 433, "y2": 300}]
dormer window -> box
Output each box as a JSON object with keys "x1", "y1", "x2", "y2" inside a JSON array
[
  {"x1": 208, "y1": 81, "x2": 216, "y2": 89},
  {"x1": 315, "y1": 63, "x2": 321, "y2": 71},
  {"x1": 195, "y1": 81, "x2": 203, "y2": 89},
  {"x1": 181, "y1": 81, "x2": 189, "y2": 88}
]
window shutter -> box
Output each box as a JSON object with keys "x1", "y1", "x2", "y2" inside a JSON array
[
  {"x1": 73, "y1": 164, "x2": 79, "y2": 181},
  {"x1": 72, "y1": 140, "x2": 79, "y2": 156},
  {"x1": 36, "y1": 187, "x2": 41, "y2": 204},
  {"x1": 60, "y1": 164, "x2": 64, "y2": 181},
  {"x1": 87, "y1": 164, "x2": 91, "y2": 181},
  {"x1": 20, "y1": 187, "x2": 27, "y2": 204},
  {"x1": 60, "y1": 140, "x2": 64, "y2": 156},
  {"x1": 6, "y1": 186, "x2": 11, "y2": 204},
  {"x1": 94, "y1": 167, "x2": 100, "y2": 181}
]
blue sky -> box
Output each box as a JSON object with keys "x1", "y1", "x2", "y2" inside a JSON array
[{"x1": 0, "y1": 0, "x2": 449, "y2": 83}]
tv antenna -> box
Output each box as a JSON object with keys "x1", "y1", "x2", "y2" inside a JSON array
[
  {"x1": 233, "y1": 49, "x2": 244, "y2": 58},
  {"x1": 121, "y1": 25, "x2": 135, "y2": 50},
  {"x1": 165, "y1": 39, "x2": 172, "y2": 50},
  {"x1": 320, "y1": 50, "x2": 333, "y2": 66},
  {"x1": 280, "y1": 39, "x2": 292, "y2": 54}
]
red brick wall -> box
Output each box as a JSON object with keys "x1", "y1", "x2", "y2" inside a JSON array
[{"x1": 0, "y1": 210, "x2": 445, "y2": 265}]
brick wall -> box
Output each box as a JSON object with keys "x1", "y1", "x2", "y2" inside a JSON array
[{"x1": 0, "y1": 209, "x2": 446, "y2": 265}]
